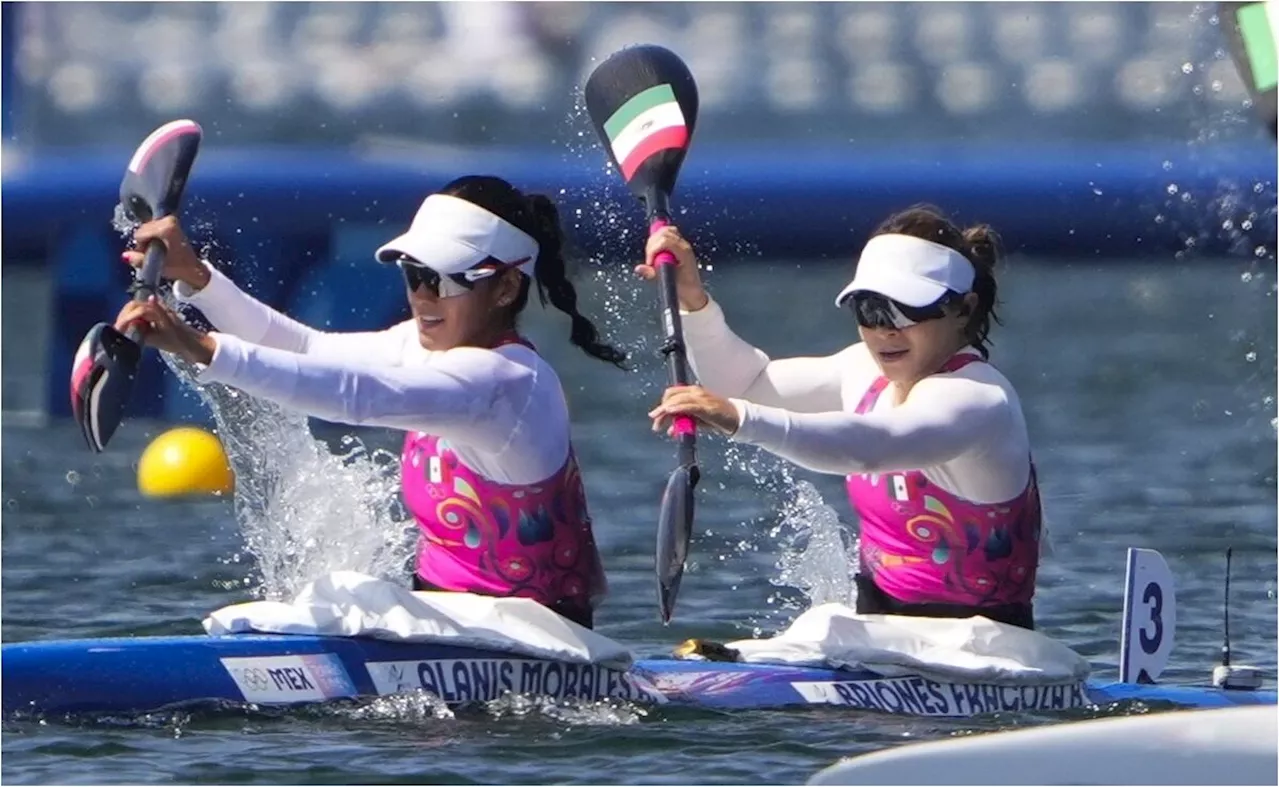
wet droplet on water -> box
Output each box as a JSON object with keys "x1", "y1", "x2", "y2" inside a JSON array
[{"x1": 65, "y1": 471, "x2": 81, "y2": 486}]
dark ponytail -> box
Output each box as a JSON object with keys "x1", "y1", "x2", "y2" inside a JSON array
[
  {"x1": 871, "y1": 203, "x2": 1004, "y2": 359},
  {"x1": 525, "y1": 195, "x2": 629, "y2": 370},
  {"x1": 439, "y1": 175, "x2": 628, "y2": 370}
]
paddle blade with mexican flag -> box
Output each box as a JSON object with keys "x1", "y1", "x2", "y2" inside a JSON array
[
  {"x1": 585, "y1": 46, "x2": 702, "y2": 622},
  {"x1": 1221, "y1": 1, "x2": 1278, "y2": 136},
  {"x1": 584, "y1": 45, "x2": 698, "y2": 199}
]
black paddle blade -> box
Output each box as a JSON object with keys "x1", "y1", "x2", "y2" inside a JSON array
[
  {"x1": 119, "y1": 119, "x2": 203, "y2": 223},
  {"x1": 71, "y1": 119, "x2": 203, "y2": 453},
  {"x1": 584, "y1": 45, "x2": 699, "y2": 198},
  {"x1": 70, "y1": 323, "x2": 143, "y2": 453},
  {"x1": 657, "y1": 463, "x2": 699, "y2": 623},
  {"x1": 1220, "y1": 2, "x2": 1278, "y2": 137}
]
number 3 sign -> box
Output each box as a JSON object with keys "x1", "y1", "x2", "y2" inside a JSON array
[{"x1": 1120, "y1": 547, "x2": 1177, "y2": 684}]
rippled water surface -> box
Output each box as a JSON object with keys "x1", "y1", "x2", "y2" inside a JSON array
[{"x1": 3, "y1": 260, "x2": 1276, "y2": 784}]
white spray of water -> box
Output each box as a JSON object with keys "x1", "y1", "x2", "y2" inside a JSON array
[
  {"x1": 111, "y1": 205, "x2": 415, "y2": 600},
  {"x1": 160, "y1": 349, "x2": 415, "y2": 601}
]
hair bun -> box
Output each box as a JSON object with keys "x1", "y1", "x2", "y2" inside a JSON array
[{"x1": 961, "y1": 224, "x2": 1002, "y2": 271}]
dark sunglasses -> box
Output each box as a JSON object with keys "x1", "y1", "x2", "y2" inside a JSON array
[
  {"x1": 848, "y1": 292, "x2": 958, "y2": 330},
  {"x1": 397, "y1": 259, "x2": 470, "y2": 298},
  {"x1": 397, "y1": 253, "x2": 521, "y2": 298}
]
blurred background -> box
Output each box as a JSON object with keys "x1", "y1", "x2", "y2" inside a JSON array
[{"x1": 2, "y1": 1, "x2": 1276, "y2": 423}]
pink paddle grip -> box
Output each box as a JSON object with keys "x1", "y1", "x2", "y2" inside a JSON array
[{"x1": 650, "y1": 218, "x2": 678, "y2": 267}]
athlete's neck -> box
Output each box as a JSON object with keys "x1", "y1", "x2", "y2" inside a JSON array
[{"x1": 889, "y1": 341, "x2": 974, "y2": 404}]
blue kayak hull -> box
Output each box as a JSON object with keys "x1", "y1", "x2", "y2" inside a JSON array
[{"x1": 3, "y1": 634, "x2": 1274, "y2": 718}]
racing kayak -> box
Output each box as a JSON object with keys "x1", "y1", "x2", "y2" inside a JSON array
[
  {"x1": 3, "y1": 632, "x2": 1274, "y2": 718},
  {"x1": 5, "y1": 548, "x2": 1274, "y2": 719}
]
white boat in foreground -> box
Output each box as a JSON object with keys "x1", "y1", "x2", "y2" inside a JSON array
[{"x1": 807, "y1": 704, "x2": 1278, "y2": 786}]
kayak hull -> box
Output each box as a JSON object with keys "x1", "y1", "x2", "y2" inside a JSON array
[{"x1": 3, "y1": 634, "x2": 1275, "y2": 718}]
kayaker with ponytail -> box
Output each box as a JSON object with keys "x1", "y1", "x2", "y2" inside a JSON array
[
  {"x1": 642, "y1": 204, "x2": 1043, "y2": 630},
  {"x1": 115, "y1": 175, "x2": 626, "y2": 629}
]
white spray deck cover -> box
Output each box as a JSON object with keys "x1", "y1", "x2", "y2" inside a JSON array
[
  {"x1": 204, "y1": 571, "x2": 634, "y2": 669},
  {"x1": 807, "y1": 705, "x2": 1279, "y2": 786},
  {"x1": 205, "y1": 573, "x2": 1091, "y2": 685},
  {"x1": 727, "y1": 602, "x2": 1091, "y2": 684}
]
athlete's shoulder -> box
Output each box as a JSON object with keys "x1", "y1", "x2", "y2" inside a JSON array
[
  {"x1": 834, "y1": 341, "x2": 878, "y2": 384},
  {"x1": 919, "y1": 353, "x2": 1021, "y2": 414}
]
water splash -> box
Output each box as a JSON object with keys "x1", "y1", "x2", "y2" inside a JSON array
[
  {"x1": 111, "y1": 199, "x2": 415, "y2": 599},
  {"x1": 483, "y1": 692, "x2": 646, "y2": 726},
  {"x1": 767, "y1": 479, "x2": 860, "y2": 611},
  {"x1": 157, "y1": 301, "x2": 414, "y2": 601}
]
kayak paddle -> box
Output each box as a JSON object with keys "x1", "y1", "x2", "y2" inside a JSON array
[
  {"x1": 584, "y1": 45, "x2": 701, "y2": 622},
  {"x1": 70, "y1": 119, "x2": 203, "y2": 453}
]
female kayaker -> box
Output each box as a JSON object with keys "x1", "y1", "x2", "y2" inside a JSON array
[
  {"x1": 116, "y1": 175, "x2": 626, "y2": 629},
  {"x1": 642, "y1": 205, "x2": 1042, "y2": 630}
]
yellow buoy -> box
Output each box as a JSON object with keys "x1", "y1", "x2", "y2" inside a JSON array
[{"x1": 137, "y1": 426, "x2": 235, "y2": 498}]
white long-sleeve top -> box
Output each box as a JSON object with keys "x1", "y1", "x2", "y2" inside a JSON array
[
  {"x1": 681, "y1": 297, "x2": 1033, "y2": 504},
  {"x1": 174, "y1": 265, "x2": 571, "y2": 485}
]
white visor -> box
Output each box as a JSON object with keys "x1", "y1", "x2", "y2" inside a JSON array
[
  {"x1": 834, "y1": 233, "x2": 975, "y2": 308},
  {"x1": 375, "y1": 194, "x2": 540, "y2": 277}
]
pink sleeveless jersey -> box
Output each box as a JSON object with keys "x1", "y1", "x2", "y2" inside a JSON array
[
  {"x1": 400, "y1": 334, "x2": 606, "y2": 619},
  {"x1": 845, "y1": 354, "x2": 1041, "y2": 607}
]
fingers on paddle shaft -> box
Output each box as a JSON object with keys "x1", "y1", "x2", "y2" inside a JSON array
[{"x1": 133, "y1": 242, "x2": 168, "y2": 300}]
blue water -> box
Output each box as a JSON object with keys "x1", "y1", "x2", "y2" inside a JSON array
[{"x1": 2, "y1": 260, "x2": 1275, "y2": 785}]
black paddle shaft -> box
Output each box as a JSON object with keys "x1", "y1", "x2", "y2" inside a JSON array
[{"x1": 645, "y1": 187, "x2": 699, "y2": 472}]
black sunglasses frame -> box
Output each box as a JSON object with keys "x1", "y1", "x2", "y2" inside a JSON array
[{"x1": 848, "y1": 291, "x2": 960, "y2": 330}]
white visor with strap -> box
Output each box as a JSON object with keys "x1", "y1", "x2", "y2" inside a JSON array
[
  {"x1": 375, "y1": 194, "x2": 540, "y2": 277},
  {"x1": 834, "y1": 233, "x2": 975, "y2": 308}
]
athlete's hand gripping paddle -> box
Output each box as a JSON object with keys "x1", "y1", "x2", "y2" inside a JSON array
[
  {"x1": 70, "y1": 119, "x2": 203, "y2": 453},
  {"x1": 585, "y1": 45, "x2": 700, "y2": 622}
]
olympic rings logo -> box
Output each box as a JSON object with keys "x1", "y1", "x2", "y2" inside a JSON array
[{"x1": 233, "y1": 666, "x2": 273, "y2": 693}]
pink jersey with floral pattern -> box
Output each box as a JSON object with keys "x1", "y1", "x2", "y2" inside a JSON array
[
  {"x1": 845, "y1": 355, "x2": 1042, "y2": 607},
  {"x1": 400, "y1": 335, "x2": 606, "y2": 619}
]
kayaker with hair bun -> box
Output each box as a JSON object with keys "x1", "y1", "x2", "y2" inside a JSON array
[
  {"x1": 642, "y1": 204, "x2": 1043, "y2": 630},
  {"x1": 114, "y1": 175, "x2": 626, "y2": 629}
]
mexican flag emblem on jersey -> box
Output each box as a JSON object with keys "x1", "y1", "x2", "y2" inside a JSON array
[{"x1": 887, "y1": 475, "x2": 911, "y2": 502}]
